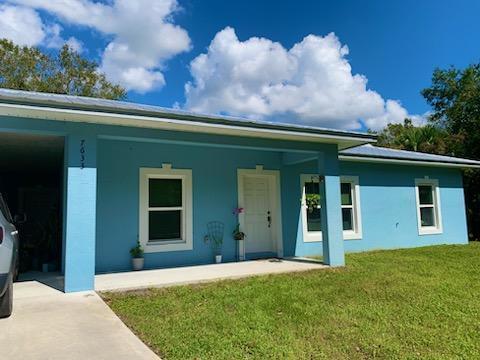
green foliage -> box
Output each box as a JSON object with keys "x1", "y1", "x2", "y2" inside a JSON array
[
  {"x1": 375, "y1": 118, "x2": 463, "y2": 155},
  {"x1": 129, "y1": 241, "x2": 144, "y2": 259},
  {"x1": 232, "y1": 224, "x2": 245, "y2": 240},
  {"x1": 422, "y1": 64, "x2": 480, "y2": 240},
  {"x1": 0, "y1": 39, "x2": 126, "y2": 100},
  {"x1": 305, "y1": 193, "x2": 320, "y2": 213},
  {"x1": 103, "y1": 244, "x2": 480, "y2": 359},
  {"x1": 204, "y1": 234, "x2": 223, "y2": 252}
]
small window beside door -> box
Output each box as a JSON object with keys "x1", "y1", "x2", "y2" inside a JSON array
[
  {"x1": 139, "y1": 166, "x2": 193, "y2": 253},
  {"x1": 300, "y1": 175, "x2": 362, "y2": 242},
  {"x1": 415, "y1": 179, "x2": 442, "y2": 235}
]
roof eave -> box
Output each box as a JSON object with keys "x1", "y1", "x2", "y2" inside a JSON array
[
  {"x1": 339, "y1": 154, "x2": 480, "y2": 169},
  {"x1": 0, "y1": 101, "x2": 376, "y2": 149}
]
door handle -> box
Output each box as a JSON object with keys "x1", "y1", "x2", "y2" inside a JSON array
[{"x1": 267, "y1": 211, "x2": 271, "y2": 228}]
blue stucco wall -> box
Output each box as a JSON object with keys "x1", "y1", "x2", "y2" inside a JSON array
[
  {"x1": 0, "y1": 114, "x2": 469, "y2": 278},
  {"x1": 282, "y1": 159, "x2": 468, "y2": 257},
  {"x1": 96, "y1": 138, "x2": 284, "y2": 273}
]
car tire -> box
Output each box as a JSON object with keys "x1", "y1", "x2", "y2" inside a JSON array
[{"x1": 0, "y1": 275, "x2": 13, "y2": 318}]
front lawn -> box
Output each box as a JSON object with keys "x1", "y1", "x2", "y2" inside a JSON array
[{"x1": 102, "y1": 244, "x2": 480, "y2": 359}]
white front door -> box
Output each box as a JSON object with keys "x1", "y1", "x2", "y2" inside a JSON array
[{"x1": 242, "y1": 175, "x2": 274, "y2": 256}]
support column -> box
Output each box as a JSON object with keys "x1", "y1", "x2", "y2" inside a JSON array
[
  {"x1": 63, "y1": 132, "x2": 97, "y2": 292},
  {"x1": 318, "y1": 149, "x2": 345, "y2": 266}
]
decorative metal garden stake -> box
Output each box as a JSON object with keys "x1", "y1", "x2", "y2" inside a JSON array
[{"x1": 205, "y1": 221, "x2": 224, "y2": 263}]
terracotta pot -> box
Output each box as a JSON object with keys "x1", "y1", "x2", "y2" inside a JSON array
[{"x1": 132, "y1": 257, "x2": 144, "y2": 271}]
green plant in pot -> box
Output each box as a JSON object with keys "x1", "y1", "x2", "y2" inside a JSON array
[
  {"x1": 232, "y1": 207, "x2": 246, "y2": 241},
  {"x1": 232, "y1": 223, "x2": 246, "y2": 240},
  {"x1": 305, "y1": 193, "x2": 321, "y2": 213},
  {"x1": 130, "y1": 240, "x2": 144, "y2": 271}
]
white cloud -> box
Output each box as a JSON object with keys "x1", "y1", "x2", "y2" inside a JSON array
[
  {"x1": 185, "y1": 27, "x2": 421, "y2": 130},
  {"x1": 9, "y1": 0, "x2": 191, "y2": 93},
  {"x1": 0, "y1": 3, "x2": 84, "y2": 54},
  {"x1": 0, "y1": 4, "x2": 45, "y2": 46},
  {"x1": 65, "y1": 36, "x2": 83, "y2": 53}
]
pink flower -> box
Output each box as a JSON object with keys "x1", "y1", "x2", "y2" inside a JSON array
[{"x1": 233, "y1": 207, "x2": 244, "y2": 215}]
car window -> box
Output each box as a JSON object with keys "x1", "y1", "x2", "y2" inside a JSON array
[{"x1": 0, "y1": 194, "x2": 13, "y2": 223}]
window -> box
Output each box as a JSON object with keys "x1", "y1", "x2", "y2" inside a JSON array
[
  {"x1": 415, "y1": 178, "x2": 442, "y2": 235},
  {"x1": 304, "y1": 180, "x2": 322, "y2": 232},
  {"x1": 341, "y1": 182, "x2": 354, "y2": 231},
  {"x1": 300, "y1": 175, "x2": 362, "y2": 242},
  {"x1": 139, "y1": 165, "x2": 192, "y2": 252}
]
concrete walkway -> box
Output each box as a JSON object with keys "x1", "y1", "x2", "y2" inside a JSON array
[
  {"x1": 96, "y1": 258, "x2": 326, "y2": 292},
  {"x1": 0, "y1": 281, "x2": 159, "y2": 360},
  {"x1": 0, "y1": 259, "x2": 324, "y2": 359}
]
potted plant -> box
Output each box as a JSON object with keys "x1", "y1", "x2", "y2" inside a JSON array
[
  {"x1": 305, "y1": 193, "x2": 321, "y2": 213},
  {"x1": 232, "y1": 223, "x2": 246, "y2": 241},
  {"x1": 232, "y1": 207, "x2": 246, "y2": 241},
  {"x1": 130, "y1": 240, "x2": 144, "y2": 271}
]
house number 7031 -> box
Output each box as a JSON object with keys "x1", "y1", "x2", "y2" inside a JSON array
[{"x1": 80, "y1": 139, "x2": 86, "y2": 169}]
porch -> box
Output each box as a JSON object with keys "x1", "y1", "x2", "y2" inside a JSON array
[
  {"x1": 17, "y1": 258, "x2": 326, "y2": 293},
  {"x1": 96, "y1": 258, "x2": 327, "y2": 292},
  {"x1": 0, "y1": 91, "x2": 375, "y2": 293}
]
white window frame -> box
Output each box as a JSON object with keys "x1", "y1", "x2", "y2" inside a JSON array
[
  {"x1": 300, "y1": 174, "x2": 362, "y2": 242},
  {"x1": 139, "y1": 164, "x2": 193, "y2": 253},
  {"x1": 341, "y1": 176, "x2": 363, "y2": 240},
  {"x1": 415, "y1": 178, "x2": 443, "y2": 235}
]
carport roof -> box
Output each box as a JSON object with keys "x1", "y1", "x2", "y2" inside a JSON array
[{"x1": 0, "y1": 88, "x2": 375, "y2": 149}]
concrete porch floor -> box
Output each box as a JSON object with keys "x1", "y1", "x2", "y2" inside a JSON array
[{"x1": 95, "y1": 258, "x2": 327, "y2": 292}]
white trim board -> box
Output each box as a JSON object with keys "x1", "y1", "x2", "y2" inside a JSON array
[{"x1": 237, "y1": 166, "x2": 283, "y2": 260}]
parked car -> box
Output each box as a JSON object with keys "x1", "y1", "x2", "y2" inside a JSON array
[{"x1": 0, "y1": 193, "x2": 19, "y2": 318}]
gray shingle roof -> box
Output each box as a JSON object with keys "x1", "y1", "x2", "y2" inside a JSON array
[{"x1": 340, "y1": 144, "x2": 480, "y2": 167}]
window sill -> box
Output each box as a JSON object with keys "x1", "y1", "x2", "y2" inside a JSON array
[
  {"x1": 304, "y1": 238, "x2": 322, "y2": 243},
  {"x1": 418, "y1": 227, "x2": 443, "y2": 236},
  {"x1": 143, "y1": 240, "x2": 193, "y2": 253},
  {"x1": 304, "y1": 232, "x2": 322, "y2": 243},
  {"x1": 343, "y1": 230, "x2": 362, "y2": 240}
]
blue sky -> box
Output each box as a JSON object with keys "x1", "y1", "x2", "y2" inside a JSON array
[
  {"x1": 140, "y1": 0, "x2": 480, "y2": 113},
  {"x1": 1, "y1": 0, "x2": 479, "y2": 130}
]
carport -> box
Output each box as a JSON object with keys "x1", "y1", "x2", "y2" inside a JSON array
[{"x1": 0, "y1": 132, "x2": 65, "y2": 286}]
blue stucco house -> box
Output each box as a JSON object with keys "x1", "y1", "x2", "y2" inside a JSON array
[{"x1": 0, "y1": 89, "x2": 478, "y2": 293}]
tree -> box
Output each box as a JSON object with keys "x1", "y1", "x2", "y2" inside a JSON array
[
  {"x1": 422, "y1": 65, "x2": 480, "y2": 159},
  {"x1": 422, "y1": 64, "x2": 480, "y2": 241},
  {"x1": 0, "y1": 39, "x2": 126, "y2": 100},
  {"x1": 375, "y1": 118, "x2": 463, "y2": 155}
]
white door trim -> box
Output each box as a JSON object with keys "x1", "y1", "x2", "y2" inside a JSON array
[{"x1": 237, "y1": 165, "x2": 283, "y2": 260}]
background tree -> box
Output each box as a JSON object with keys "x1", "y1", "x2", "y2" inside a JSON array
[
  {"x1": 422, "y1": 64, "x2": 480, "y2": 241},
  {"x1": 0, "y1": 39, "x2": 126, "y2": 100},
  {"x1": 376, "y1": 119, "x2": 465, "y2": 155}
]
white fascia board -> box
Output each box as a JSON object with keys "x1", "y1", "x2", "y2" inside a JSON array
[
  {"x1": 0, "y1": 103, "x2": 374, "y2": 149},
  {"x1": 339, "y1": 155, "x2": 480, "y2": 169}
]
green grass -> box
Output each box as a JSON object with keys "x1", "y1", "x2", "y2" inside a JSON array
[{"x1": 102, "y1": 244, "x2": 480, "y2": 359}]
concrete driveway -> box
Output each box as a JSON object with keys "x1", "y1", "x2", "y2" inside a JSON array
[{"x1": 0, "y1": 280, "x2": 159, "y2": 360}]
